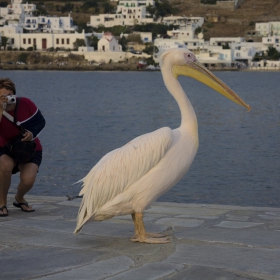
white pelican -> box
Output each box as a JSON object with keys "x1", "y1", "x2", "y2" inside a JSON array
[{"x1": 74, "y1": 49, "x2": 250, "y2": 243}]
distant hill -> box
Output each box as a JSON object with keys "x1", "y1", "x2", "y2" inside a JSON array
[
  {"x1": 32, "y1": 0, "x2": 280, "y2": 39},
  {"x1": 171, "y1": 0, "x2": 280, "y2": 39}
]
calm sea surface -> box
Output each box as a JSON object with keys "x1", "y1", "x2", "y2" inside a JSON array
[{"x1": 1, "y1": 70, "x2": 279, "y2": 207}]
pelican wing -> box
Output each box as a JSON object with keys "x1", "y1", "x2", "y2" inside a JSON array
[{"x1": 75, "y1": 127, "x2": 173, "y2": 231}]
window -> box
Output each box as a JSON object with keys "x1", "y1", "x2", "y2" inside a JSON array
[
  {"x1": 23, "y1": 38, "x2": 26, "y2": 44},
  {"x1": 11, "y1": 38, "x2": 14, "y2": 44},
  {"x1": 67, "y1": 38, "x2": 70, "y2": 44},
  {"x1": 56, "y1": 38, "x2": 59, "y2": 44},
  {"x1": 62, "y1": 39, "x2": 64, "y2": 44},
  {"x1": 33, "y1": 38, "x2": 36, "y2": 45},
  {"x1": 28, "y1": 38, "x2": 31, "y2": 44}
]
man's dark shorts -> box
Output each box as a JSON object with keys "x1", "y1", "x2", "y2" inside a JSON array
[{"x1": 0, "y1": 146, "x2": 42, "y2": 174}]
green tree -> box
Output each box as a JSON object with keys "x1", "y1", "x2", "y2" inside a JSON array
[
  {"x1": 134, "y1": 23, "x2": 177, "y2": 39},
  {"x1": 92, "y1": 25, "x2": 130, "y2": 36},
  {"x1": 73, "y1": 39, "x2": 86, "y2": 50},
  {"x1": 0, "y1": 36, "x2": 9, "y2": 50},
  {"x1": 146, "y1": 4, "x2": 156, "y2": 18},
  {"x1": 195, "y1": 27, "x2": 202, "y2": 35},
  {"x1": 118, "y1": 36, "x2": 127, "y2": 51},
  {"x1": 142, "y1": 43, "x2": 158, "y2": 55},
  {"x1": 61, "y1": 3, "x2": 74, "y2": 13},
  {"x1": 102, "y1": 1, "x2": 114, "y2": 13},
  {"x1": 33, "y1": 2, "x2": 47, "y2": 16},
  {"x1": 88, "y1": 35, "x2": 99, "y2": 49},
  {"x1": 154, "y1": 0, "x2": 175, "y2": 20},
  {"x1": 81, "y1": 0, "x2": 99, "y2": 13},
  {"x1": 0, "y1": 1, "x2": 8, "y2": 7},
  {"x1": 266, "y1": 46, "x2": 280, "y2": 60},
  {"x1": 77, "y1": 22, "x2": 93, "y2": 33}
]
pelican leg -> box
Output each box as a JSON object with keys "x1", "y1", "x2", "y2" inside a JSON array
[{"x1": 130, "y1": 213, "x2": 170, "y2": 244}]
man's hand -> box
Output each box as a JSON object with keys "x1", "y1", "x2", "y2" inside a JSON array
[
  {"x1": 21, "y1": 130, "x2": 33, "y2": 141},
  {"x1": 0, "y1": 95, "x2": 8, "y2": 111}
]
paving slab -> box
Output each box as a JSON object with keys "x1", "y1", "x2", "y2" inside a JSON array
[
  {"x1": 106, "y1": 262, "x2": 184, "y2": 280},
  {"x1": 215, "y1": 221, "x2": 264, "y2": 228},
  {"x1": 166, "y1": 266, "x2": 251, "y2": 280},
  {"x1": 1, "y1": 194, "x2": 280, "y2": 280},
  {"x1": 1, "y1": 247, "x2": 103, "y2": 280},
  {"x1": 164, "y1": 244, "x2": 280, "y2": 275},
  {"x1": 175, "y1": 227, "x2": 280, "y2": 247},
  {"x1": 38, "y1": 256, "x2": 135, "y2": 280}
]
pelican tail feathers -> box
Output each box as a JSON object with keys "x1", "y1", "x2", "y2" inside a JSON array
[{"x1": 74, "y1": 127, "x2": 173, "y2": 233}]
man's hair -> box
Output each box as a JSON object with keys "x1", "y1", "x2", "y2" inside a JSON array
[{"x1": 0, "y1": 78, "x2": 16, "y2": 94}]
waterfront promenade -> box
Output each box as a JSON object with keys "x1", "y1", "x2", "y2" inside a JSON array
[{"x1": 1, "y1": 194, "x2": 280, "y2": 280}]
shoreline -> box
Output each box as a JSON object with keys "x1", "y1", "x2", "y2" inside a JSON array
[
  {"x1": 1, "y1": 64, "x2": 280, "y2": 72},
  {"x1": 0, "y1": 64, "x2": 240, "y2": 71}
]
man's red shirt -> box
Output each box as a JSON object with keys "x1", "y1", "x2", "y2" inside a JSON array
[{"x1": 0, "y1": 97, "x2": 43, "y2": 151}]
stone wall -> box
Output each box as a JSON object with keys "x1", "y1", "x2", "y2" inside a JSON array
[
  {"x1": 216, "y1": 1, "x2": 235, "y2": 11},
  {"x1": 72, "y1": 51, "x2": 150, "y2": 63}
]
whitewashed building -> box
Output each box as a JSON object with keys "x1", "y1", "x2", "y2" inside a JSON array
[
  {"x1": 88, "y1": 0, "x2": 154, "y2": 27},
  {"x1": 209, "y1": 37, "x2": 245, "y2": 47},
  {"x1": 230, "y1": 42, "x2": 264, "y2": 64},
  {"x1": 97, "y1": 32, "x2": 122, "y2": 52},
  {"x1": 196, "y1": 49, "x2": 232, "y2": 65},
  {"x1": 162, "y1": 16, "x2": 204, "y2": 29},
  {"x1": 167, "y1": 24, "x2": 196, "y2": 41},
  {"x1": 262, "y1": 35, "x2": 280, "y2": 51},
  {"x1": 256, "y1": 22, "x2": 280, "y2": 36},
  {"x1": 0, "y1": 0, "x2": 36, "y2": 26},
  {"x1": 24, "y1": 14, "x2": 76, "y2": 33},
  {"x1": 1, "y1": 31, "x2": 86, "y2": 50}
]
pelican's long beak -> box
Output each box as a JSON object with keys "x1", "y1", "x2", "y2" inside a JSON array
[{"x1": 172, "y1": 61, "x2": 251, "y2": 111}]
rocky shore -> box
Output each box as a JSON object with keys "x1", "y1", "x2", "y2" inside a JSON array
[{"x1": 0, "y1": 63, "x2": 141, "y2": 72}]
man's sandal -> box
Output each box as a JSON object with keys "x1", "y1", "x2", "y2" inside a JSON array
[
  {"x1": 13, "y1": 197, "x2": 35, "y2": 212},
  {"x1": 0, "y1": 206, "x2": 8, "y2": 217}
]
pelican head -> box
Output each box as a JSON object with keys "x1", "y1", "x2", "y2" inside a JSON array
[{"x1": 160, "y1": 49, "x2": 251, "y2": 111}]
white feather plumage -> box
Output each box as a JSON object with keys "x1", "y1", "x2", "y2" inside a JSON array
[
  {"x1": 75, "y1": 127, "x2": 174, "y2": 232},
  {"x1": 74, "y1": 49, "x2": 249, "y2": 243}
]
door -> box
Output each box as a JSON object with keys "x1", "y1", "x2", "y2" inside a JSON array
[{"x1": 42, "y1": 38, "x2": 47, "y2": 50}]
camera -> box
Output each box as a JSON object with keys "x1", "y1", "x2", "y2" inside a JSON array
[{"x1": 7, "y1": 95, "x2": 16, "y2": 104}]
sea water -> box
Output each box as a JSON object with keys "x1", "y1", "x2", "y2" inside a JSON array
[{"x1": 1, "y1": 70, "x2": 279, "y2": 207}]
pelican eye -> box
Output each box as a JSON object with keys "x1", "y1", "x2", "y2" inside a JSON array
[{"x1": 184, "y1": 53, "x2": 195, "y2": 63}]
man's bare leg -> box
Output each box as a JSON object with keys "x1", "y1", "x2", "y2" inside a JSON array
[
  {"x1": 14, "y1": 162, "x2": 38, "y2": 211},
  {"x1": 0, "y1": 155, "x2": 14, "y2": 215}
]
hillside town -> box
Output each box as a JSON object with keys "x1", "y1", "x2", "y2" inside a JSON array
[{"x1": 0, "y1": 0, "x2": 280, "y2": 70}]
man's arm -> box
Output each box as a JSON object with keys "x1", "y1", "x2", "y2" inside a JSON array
[
  {"x1": 21, "y1": 109, "x2": 46, "y2": 140},
  {"x1": 0, "y1": 96, "x2": 7, "y2": 123}
]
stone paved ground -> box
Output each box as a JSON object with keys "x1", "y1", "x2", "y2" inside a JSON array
[{"x1": 1, "y1": 194, "x2": 280, "y2": 280}]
